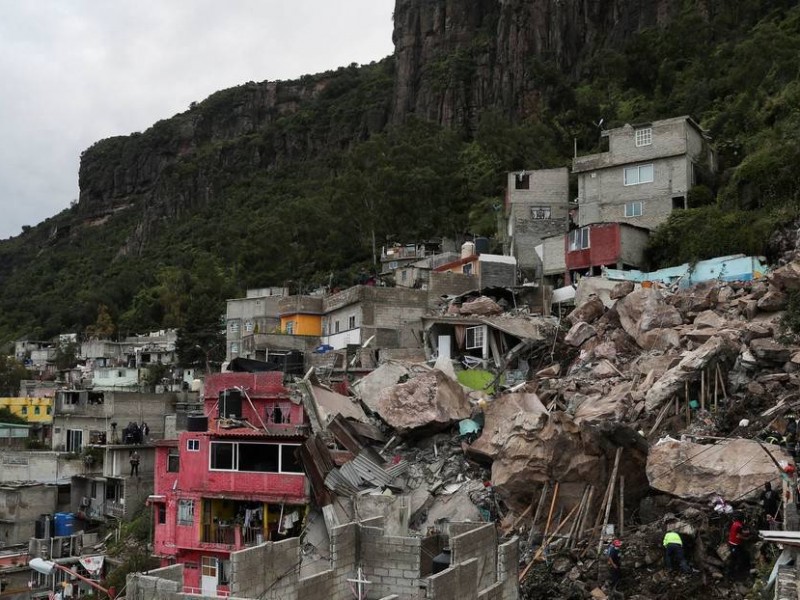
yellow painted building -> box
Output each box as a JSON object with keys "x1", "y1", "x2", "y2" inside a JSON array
[
  {"x1": 280, "y1": 313, "x2": 322, "y2": 336},
  {"x1": 0, "y1": 397, "x2": 53, "y2": 423}
]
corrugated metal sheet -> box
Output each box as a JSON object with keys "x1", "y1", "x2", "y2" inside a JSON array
[
  {"x1": 352, "y1": 453, "x2": 395, "y2": 487},
  {"x1": 324, "y1": 469, "x2": 360, "y2": 496},
  {"x1": 339, "y1": 462, "x2": 363, "y2": 488}
]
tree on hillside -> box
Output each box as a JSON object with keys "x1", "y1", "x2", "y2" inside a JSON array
[
  {"x1": 85, "y1": 304, "x2": 115, "y2": 339},
  {"x1": 0, "y1": 356, "x2": 30, "y2": 396}
]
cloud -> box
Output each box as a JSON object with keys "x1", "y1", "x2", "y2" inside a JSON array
[{"x1": 0, "y1": 0, "x2": 394, "y2": 239}]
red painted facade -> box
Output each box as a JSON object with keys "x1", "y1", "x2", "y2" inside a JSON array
[
  {"x1": 152, "y1": 372, "x2": 309, "y2": 595},
  {"x1": 565, "y1": 223, "x2": 622, "y2": 277}
]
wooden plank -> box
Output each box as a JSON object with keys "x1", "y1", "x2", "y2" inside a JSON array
[
  {"x1": 618, "y1": 476, "x2": 625, "y2": 537},
  {"x1": 596, "y1": 447, "x2": 623, "y2": 554},
  {"x1": 573, "y1": 485, "x2": 595, "y2": 549},
  {"x1": 527, "y1": 482, "x2": 550, "y2": 548},
  {"x1": 520, "y1": 502, "x2": 582, "y2": 582},
  {"x1": 543, "y1": 481, "x2": 560, "y2": 540}
]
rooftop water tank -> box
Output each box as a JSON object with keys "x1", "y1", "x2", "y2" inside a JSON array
[{"x1": 461, "y1": 241, "x2": 476, "y2": 258}]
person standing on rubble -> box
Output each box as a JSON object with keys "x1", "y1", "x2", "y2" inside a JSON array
[
  {"x1": 662, "y1": 526, "x2": 690, "y2": 574},
  {"x1": 760, "y1": 482, "x2": 780, "y2": 528},
  {"x1": 606, "y1": 538, "x2": 622, "y2": 590},
  {"x1": 727, "y1": 512, "x2": 751, "y2": 580}
]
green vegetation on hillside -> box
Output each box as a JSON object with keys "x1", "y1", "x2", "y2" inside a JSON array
[{"x1": 1, "y1": 2, "x2": 800, "y2": 346}]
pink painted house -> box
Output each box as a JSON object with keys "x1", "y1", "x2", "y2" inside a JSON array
[{"x1": 151, "y1": 372, "x2": 309, "y2": 596}]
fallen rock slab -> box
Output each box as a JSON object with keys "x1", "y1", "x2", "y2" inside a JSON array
[
  {"x1": 757, "y1": 289, "x2": 788, "y2": 311},
  {"x1": 375, "y1": 369, "x2": 472, "y2": 434},
  {"x1": 750, "y1": 338, "x2": 792, "y2": 364},
  {"x1": 644, "y1": 335, "x2": 739, "y2": 412},
  {"x1": 769, "y1": 261, "x2": 800, "y2": 291},
  {"x1": 610, "y1": 280, "x2": 635, "y2": 299},
  {"x1": 647, "y1": 437, "x2": 790, "y2": 500}
]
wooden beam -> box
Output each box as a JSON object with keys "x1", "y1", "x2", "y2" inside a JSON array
[
  {"x1": 543, "y1": 482, "x2": 560, "y2": 540},
  {"x1": 596, "y1": 447, "x2": 623, "y2": 554}
]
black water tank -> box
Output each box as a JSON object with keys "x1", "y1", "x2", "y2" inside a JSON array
[
  {"x1": 186, "y1": 414, "x2": 208, "y2": 432},
  {"x1": 432, "y1": 548, "x2": 451, "y2": 574},
  {"x1": 35, "y1": 514, "x2": 52, "y2": 539},
  {"x1": 219, "y1": 389, "x2": 243, "y2": 419},
  {"x1": 474, "y1": 237, "x2": 490, "y2": 255}
]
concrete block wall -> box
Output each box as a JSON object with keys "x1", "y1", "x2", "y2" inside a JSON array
[
  {"x1": 360, "y1": 525, "x2": 423, "y2": 598},
  {"x1": 427, "y1": 272, "x2": 479, "y2": 305},
  {"x1": 228, "y1": 537, "x2": 301, "y2": 599},
  {"x1": 297, "y1": 568, "x2": 335, "y2": 598},
  {"x1": 497, "y1": 538, "x2": 520, "y2": 600},
  {"x1": 450, "y1": 523, "x2": 497, "y2": 591},
  {"x1": 126, "y1": 564, "x2": 184, "y2": 600},
  {"x1": 331, "y1": 522, "x2": 359, "y2": 599},
  {"x1": 427, "y1": 558, "x2": 479, "y2": 600}
]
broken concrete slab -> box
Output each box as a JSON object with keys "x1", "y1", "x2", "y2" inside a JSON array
[
  {"x1": 375, "y1": 369, "x2": 473, "y2": 434},
  {"x1": 310, "y1": 384, "x2": 369, "y2": 424},
  {"x1": 646, "y1": 437, "x2": 790, "y2": 501},
  {"x1": 565, "y1": 321, "x2": 597, "y2": 347},
  {"x1": 644, "y1": 336, "x2": 739, "y2": 412}
]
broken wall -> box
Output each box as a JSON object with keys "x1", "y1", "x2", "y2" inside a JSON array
[{"x1": 450, "y1": 523, "x2": 498, "y2": 591}]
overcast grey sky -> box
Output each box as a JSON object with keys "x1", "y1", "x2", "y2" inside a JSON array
[{"x1": 0, "y1": 1, "x2": 395, "y2": 240}]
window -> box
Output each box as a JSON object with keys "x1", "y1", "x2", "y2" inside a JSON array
[
  {"x1": 186, "y1": 439, "x2": 200, "y2": 452},
  {"x1": 348, "y1": 316, "x2": 356, "y2": 329},
  {"x1": 46, "y1": 407, "x2": 51, "y2": 415},
  {"x1": 210, "y1": 442, "x2": 235, "y2": 470},
  {"x1": 157, "y1": 504, "x2": 166, "y2": 524},
  {"x1": 267, "y1": 404, "x2": 289, "y2": 424},
  {"x1": 281, "y1": 445, "x2": 303, "y2": 473},
  {"x1": 569, "y1": 227, "x2": 590, "y2": 251},
  {"x1": 202, "y1": 556, "x2": 217, "y2": 579},
  {"x1": 624, "y1": 201, "x2": 643, "y2": 217},
  {"x1": 530, "y1": 206, "x2": 552, "y2": 219},
  {"x1": 219, "y1": 559, "x2": 231, "y2": 585},
  {"x1": 21, "y1": 406, "x2": 27, "y2": 415},
  {"x1": 285, "y1": 321, "x2": 295, "y2": 335},
  {"x1": 34, "y1": 406, "x2": 40, "y2": 415},
  {"x1": 515, "y1": 173, "x2": 530, "y2": 190},
  {"x1": 465, "y1": 326, "x2": 485, "y2": 350},
  {"x1": 463, "y1": 263, "x2": 473, "y2": 275},
  {"x1": 335, "y1": 321, "x2": 340, "y2": 334},
  {"x1": 208, "y1": 442, "x2": 302, "y2": 474},
  {"x1": 230, "y1": 343, "x2": 239, "y2": 355},
  {"x1": 229, "y1": 320, "x2": 240, "y2": 334},
  {"x1": 239, "y1": 443, "x2": 279, "y2": 472},
  {"x1": 167, "y1": 448, "x2": 180, "y2": 473},
  {"x1": 66, "y1": 429, "x2": 83, "y2": 453},
  {"x1": 90, "y1": 481, "x2": 97, "y2": 497},
  {"x1": 623, "y1": 164, "x2": 654, "y2": 186},
  {"x1": 635, "y1": 127, "x2": 652, "y2": 147},
  {"x1": 400, "y1": 270, "x2": 407, "y2": 282},
  {"x1": 177, "y1": 500, "x2": 194, "y2": 526}
]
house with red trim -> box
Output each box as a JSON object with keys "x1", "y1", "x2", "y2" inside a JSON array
[
  {"x1": 151, "y1": 372, "x2": 309, "y2": 596},
  {"x1": 547, "y1": 116, "x2": 717, "y2": 283}
]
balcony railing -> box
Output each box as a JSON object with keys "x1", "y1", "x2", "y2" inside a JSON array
[{"x1": 201, "y1": 524, "x2": 265, "y2": 548}]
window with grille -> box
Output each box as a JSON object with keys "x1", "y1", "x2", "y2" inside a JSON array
[
  {"x1": 569, "y1": 227, "x2": 590, "y2": 251},
  {"x1": 635, "y1": 128, "x2": 652, "y2": 147},
  {"x1": 530, "y1": 206, "x2": 552, "y2": 219},
  {"x1": 177, "y1": 500, "x2": 194, "y2": 525}
]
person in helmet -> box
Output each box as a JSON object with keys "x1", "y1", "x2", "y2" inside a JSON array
[{"x1": 607, "y1": 538, "x2": 622, "y2": 589}]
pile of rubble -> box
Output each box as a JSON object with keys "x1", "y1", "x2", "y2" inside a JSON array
[{"x1": 293, "y1": 256, "x2": 800, "y2": 598}]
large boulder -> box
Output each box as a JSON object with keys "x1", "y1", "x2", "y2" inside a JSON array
[
  {"x1": 694, "y1": 310, "x2": 724, "y2": 329},
  {"x1": 647, "y1": 438, "x2": 790, "y2": 500},
  {"x1": 460, "y1": 296, "x2": 503, "y2": 316},
  {"x1": 565, "y1": 321, "x2": 597, "y2": 347},
  {"x1": 669, "y1": 281, "x2": 719, "y2": 314},
  {"x1": 567, "y1": 296, "x2": 605, "y2": 325},
  {"x1": 468, "y1": 391, "x2": 548, "y2": 462},
  {"x1": 374, "y1": 369, "x2": 472, "y2": 434},
  {"x1": 769, "y1": 261, "x2": 800, "y2": 291},
  {"x1": 750, "y1": 338, "x2": 792, "y2": 364},
  {"x1": 616, "y1": 288, "x2": 683, "y2": 349},
  {"x1": 757, "y1": 289, "x2": 789, "y2": 312},
  {"x1": 353, "y1": 361, "x2": 430, "y2": 412},
  {"x1": 610, "y1": 280, "x2": 635, "y2": 300}
]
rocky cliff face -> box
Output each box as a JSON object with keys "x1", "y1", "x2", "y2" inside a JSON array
[{"x1": 390, "y1": 0, "x2": 707, "y2": 127}]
